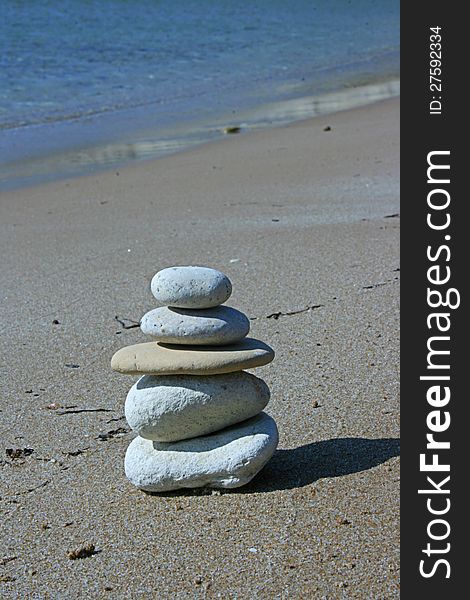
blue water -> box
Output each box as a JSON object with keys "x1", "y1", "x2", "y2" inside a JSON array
[{"x1": 0, "y1": 0, "x2": 399, "y2": 187}]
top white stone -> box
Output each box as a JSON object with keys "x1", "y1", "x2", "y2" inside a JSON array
[{"x1": 151, "y1": 266, "x2": 232, "y2": 309}]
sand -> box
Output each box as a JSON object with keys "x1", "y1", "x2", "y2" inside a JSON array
[{"x1": 0, "y1": 97, "x2": 400, "y2": 598}]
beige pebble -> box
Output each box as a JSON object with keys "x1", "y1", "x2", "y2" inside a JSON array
[{"x1": 111, "y1": 338, "x2": 274, "y2": 376}]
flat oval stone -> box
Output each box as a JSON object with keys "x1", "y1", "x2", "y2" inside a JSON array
[
  {"x1": 124, "y1": 412, "x2": 279, "y2": 491},
  {"x1": 140, "y1": 305, "x2": 250, "y2": 345},
  {"x1": 151, "y1": 266, "x2": 232, "y2": 309},
  {"x1": 125, "y1": 371, "x2": 270, "y2": 442},
  {"x1": 111, "y1": 338, "x2": 275, "y2": 376}
]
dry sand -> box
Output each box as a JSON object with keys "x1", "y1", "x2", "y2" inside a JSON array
[{"x1": 0, "y1": 97, "x2": 400, "y2": 598}]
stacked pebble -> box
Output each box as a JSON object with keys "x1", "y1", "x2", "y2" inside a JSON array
[{"x1": 111, "y1": 266, "x2": 278, "y2": 492}]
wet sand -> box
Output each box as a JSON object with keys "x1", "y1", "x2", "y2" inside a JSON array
[{"x1": 0, "y1": 97, "x2": 399, "y2": 598}]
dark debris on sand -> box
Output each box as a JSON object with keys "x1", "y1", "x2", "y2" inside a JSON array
[{"x1": 67, "y1": 544, "x2": 97, "y2": 560}]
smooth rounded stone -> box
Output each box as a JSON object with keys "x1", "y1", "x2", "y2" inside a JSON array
[
  {"x1": 111, "y1": 337, "x2": 275, "y2": 376},
  {"x1": 151, "y1": 266, "x2": 232, "y2": 309},
  {"x1": 124, "y1": 412, "x2": 279, "y2": 491},
  {"x1": 140, "y1": 305, "x2": 250, "y2": 345},
  {"x1": 125, "y1": 371, "x2": 270, "y2": 442}
]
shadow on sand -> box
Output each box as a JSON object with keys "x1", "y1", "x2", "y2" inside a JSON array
[
  {"x1": 239, "y1": 436, "x2": 400, "y2": 494},
  {"x1": 148, "y1": 437, "x2": 400, "y2": 497}
]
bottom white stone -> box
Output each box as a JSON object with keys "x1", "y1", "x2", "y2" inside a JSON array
[{"x1": 124, "y1": 412, "x2": 279, "y2": 492}]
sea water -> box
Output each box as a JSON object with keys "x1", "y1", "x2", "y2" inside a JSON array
[{"x1": 0, "y1": 0, "x2": 399, "y2": 188}]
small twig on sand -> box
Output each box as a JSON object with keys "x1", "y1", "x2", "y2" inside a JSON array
[
  {"x1": 56, "y1": 408, "x2": 113, "y2": 415},
  {"x1": 97, "y1": 427, "x2": 129, "y2": 441},
  {"x1": 251, "y1": 304, "x2": 323, "y2": 321},
  {"x1": 114, "y1": 315, "x2": 140, "y2": 329}
]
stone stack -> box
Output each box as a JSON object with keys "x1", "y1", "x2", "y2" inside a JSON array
[{"x1": 111, "y1": 266, "x2": 278, "y2": 492}]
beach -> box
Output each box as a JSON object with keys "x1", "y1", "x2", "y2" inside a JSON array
[{"x1": 0, "y1": 97, "x2": 399, "y2": 597}]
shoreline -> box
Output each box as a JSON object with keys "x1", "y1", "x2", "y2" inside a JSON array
[{"x1": 0, "y1": 76, "x2": 399, "y2": 192}]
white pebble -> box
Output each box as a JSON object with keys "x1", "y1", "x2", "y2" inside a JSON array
[
  {"x1": 151, "y1": 266, "x2": 232, "y2": 309},
  {"x1": 125, "y1": 371, "x2": 270, "y2": 441},
  {"x1": 124, "y1": 413, "x2": 278, "y2": 492},
  {"x1": 140, "y1": 305, "x2": 249, "y2": 345}
]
